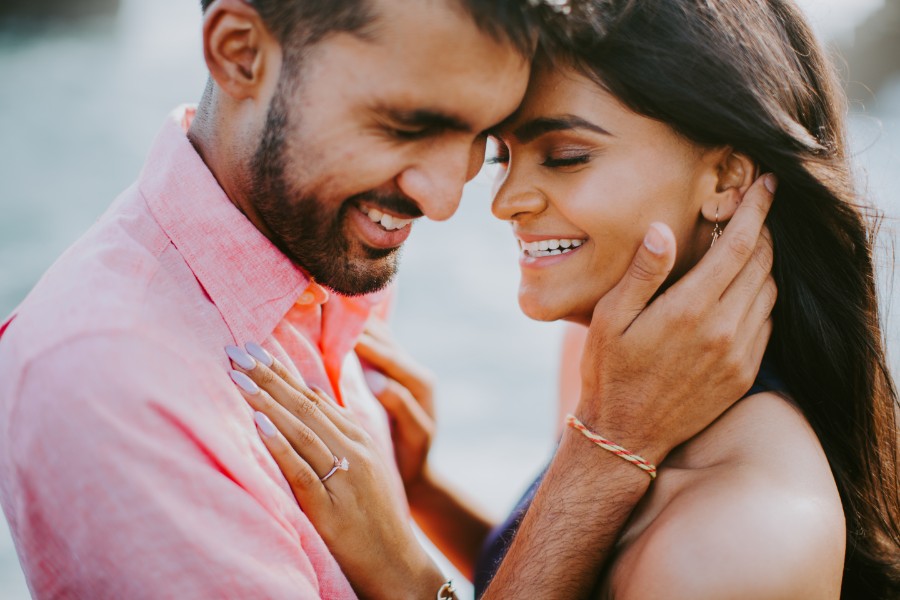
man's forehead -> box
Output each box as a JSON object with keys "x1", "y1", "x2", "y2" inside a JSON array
[{"x1": 368, "y1": 0, "x2": 535, "y2": 56}]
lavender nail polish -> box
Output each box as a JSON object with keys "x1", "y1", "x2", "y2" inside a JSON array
[
  {"x1": 254, "y1": 411, "x2": 278, "y2": 437},
  {"x1": 245, "y1": 342, "x2": 274, "y2": 367},
  {"x1": 230, "y1": 370, "x2": 260, "y2": 395},
  {"x1": 225, "y1": 345, "x2": 256, "y2": 370}
]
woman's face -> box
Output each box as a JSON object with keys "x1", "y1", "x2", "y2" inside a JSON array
[{"x1": 490, "y1": 63, "x2": 726, "y2": 325}]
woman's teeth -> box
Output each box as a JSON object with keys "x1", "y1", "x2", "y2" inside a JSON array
[
  {"x1": 520, "y1": 238, "x2": 585, "y2": 258},
  {"x1": 360, "y1": 206, "x2": 414, "y2": 231}
]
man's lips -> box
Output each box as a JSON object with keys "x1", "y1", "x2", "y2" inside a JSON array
[
  {"x1": 358, "y1": 203, "x2": 419, "y2": 231},
  {"x1": 349, "y1": 204, "x2": 416, "y2": 249}
]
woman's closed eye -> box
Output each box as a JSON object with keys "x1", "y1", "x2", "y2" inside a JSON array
[
  {"x1": 484, "y1": 141, "x2": 596, "y2": 170},
  {"x1": 542, "y1": 152, "x2": 592, "y2": 168},
  {"x1": 541, "y1": 148, "x2": 595, "y2": 169}
]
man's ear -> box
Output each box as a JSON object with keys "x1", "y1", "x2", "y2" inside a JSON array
[
  {"x1": 699, "y1": 148, "x2": 757, "y2": 224},
  {"x1": 202, "y1": 0, "x2": 277, "y2": 101}
]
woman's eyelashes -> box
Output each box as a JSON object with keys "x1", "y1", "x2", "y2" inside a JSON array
[
  {"x1": 484, "y1": 136, "x2": 597, "y2": 169},
  {"x1": 542, "y1": 153, "x2": 592, "y2": 168},
  {"x1": 484, "y1": 149, "x2": 594, "y2": 168}
]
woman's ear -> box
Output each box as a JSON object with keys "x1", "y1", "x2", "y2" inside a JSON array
[
  {"x1": 203, "y1": 0, "x2": 277, "y2": 101},
  {"x1": 699, "y1": 148, "x2": 757, "y2": 224}
]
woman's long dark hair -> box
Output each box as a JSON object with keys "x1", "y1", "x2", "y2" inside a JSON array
[{"x1": 536, "y1": 0, "x2": 900, "y2": 596}]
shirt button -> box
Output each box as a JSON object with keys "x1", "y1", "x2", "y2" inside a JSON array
[{"x1": 296, "y1": 291, "x2": 316, "y2": 305}]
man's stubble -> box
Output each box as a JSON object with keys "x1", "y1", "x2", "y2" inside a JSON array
[{"x1": 247, "y1": 73, "x2": 402, "y2": 297}]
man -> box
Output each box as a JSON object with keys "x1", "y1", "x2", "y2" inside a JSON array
[{"x1": 0, "y1": 0, "x2": 774, "y2": 598}]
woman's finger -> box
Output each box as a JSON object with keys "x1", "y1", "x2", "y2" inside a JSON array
[
  {"x1": 229, "y1": 369, "x2": 337, "y2": 478},
  {"x1": 252, "y1": 410, "x2": 331, "y2": 512},
  {"x1": 356, "y1": 333, "x2": 435, "y2": 416},
  {"x1": 228, "y1": 345, "x2": 353, "y2": 450},
  {"x1": 246, "y1": 343, "x2": 335, "y2": 407},
  {"x1": 245, "y1": 343, "x2": 361, "y2": 437},
  {"x1": 374, "y1": 378, "x2": 434, "y2": 442}
]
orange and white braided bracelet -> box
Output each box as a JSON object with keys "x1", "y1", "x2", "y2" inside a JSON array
[{"x1": 565, "y1": 414, "x2": 658, "y2": 480}]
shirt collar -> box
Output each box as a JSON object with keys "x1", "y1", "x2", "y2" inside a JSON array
[{"x1": 139, "y1": 105, "x2": 309, "y2": 345}]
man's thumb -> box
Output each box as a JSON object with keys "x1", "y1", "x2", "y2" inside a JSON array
[{"x1": 594, "y1": 222, "x2": 677, "y2": 332}]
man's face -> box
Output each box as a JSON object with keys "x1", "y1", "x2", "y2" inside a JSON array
[{"x1": 247, "y1": 0, "x2": 530, "y2": 296}]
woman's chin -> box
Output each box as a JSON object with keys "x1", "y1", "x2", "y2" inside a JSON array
[
  {"x1": 518, "y1": 295, "x2": 558, "y2": 322},
  {"x1": 518, "y1": 293, "x2": 595, "y2": 325}
]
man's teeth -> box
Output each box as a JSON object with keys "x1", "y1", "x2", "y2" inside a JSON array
[
  {"x1": 520, "y1": 238, "x2": 585, "y2": 258},
  {"x1": 360, "y1": 206, "x2": 414, "y2": 231}
]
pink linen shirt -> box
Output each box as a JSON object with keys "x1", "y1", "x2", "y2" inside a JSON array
[{"x1": 0, "y1": 106, "x2": 403, "y2": 599}]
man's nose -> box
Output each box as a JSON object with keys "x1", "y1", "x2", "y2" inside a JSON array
[{"x1": 395, "y1": 141, "x2": 472, "y2": 222}]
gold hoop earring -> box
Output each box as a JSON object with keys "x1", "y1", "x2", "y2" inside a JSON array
[{"x1": 710, "y1": 207, "x2": 722, "y2": 248}]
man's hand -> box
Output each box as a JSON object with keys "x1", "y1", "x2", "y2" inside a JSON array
[{"x1": 579, "y1": 173, "x2": 777, "y2": 464}]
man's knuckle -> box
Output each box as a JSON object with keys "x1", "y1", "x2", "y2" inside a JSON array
[
  {"x1": 749, "y1": 196, "x2": 770, "y2": 220},
  {"x1": 710, "y1": 325, "x2": 736, "y2": 351},
  {"x1": 751, "y1": 239, "x2": 770, "y2": 268},
  {"x1": 629, "y1": 259, "x2": 660, "y2": 283},
  {"x1": 728, "y1": 232, "x2": 755, "y2": 260},
  {"x1": 674, "y1": 303, "x2": 703, "y2": 330}
]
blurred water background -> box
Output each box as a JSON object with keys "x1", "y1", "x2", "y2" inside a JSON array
[{"x1": 0, "y1": 1, "x2": 898, "y2": 597}]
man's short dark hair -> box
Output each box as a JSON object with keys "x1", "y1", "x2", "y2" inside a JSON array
[{"x1": 199, "y1": 0, "x2": 536, "y2": 57}]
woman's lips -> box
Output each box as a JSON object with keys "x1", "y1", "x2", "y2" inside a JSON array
[
  {"x1": 518, "y1": 237, "x2": 588, "y2": 267},
  {"x1": 519, "y1": 237, "x2": 586, "y2": 258}
]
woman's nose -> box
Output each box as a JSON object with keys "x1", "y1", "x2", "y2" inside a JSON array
[{"x1": 491, "y1": 166, "x2": 547, "y2": 222}]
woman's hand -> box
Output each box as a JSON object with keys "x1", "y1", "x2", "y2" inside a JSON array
[
  {"x1": 225, "y1": 344, "x2": 448, "y2": 600},
  {"x1": 356, "y1": 319, "x2": 436, "y2": 490}
]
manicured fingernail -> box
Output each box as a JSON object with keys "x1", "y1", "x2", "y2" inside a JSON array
[
  {"x1": 225, "y1": 345, "x2": 256, "y2": 370},
  {"x1": 245, "y1": 342, "x2": 274, "y2": 367},
  {"x1": 230, "y1": 370, "x2": 259, "y2": 395},
  {"x1": 364, "y1": 369, "x2": 388, "y2": 394},
  {"x1": 254, "y1": 411, "x2": 277, "y2": 437},
  {"x1": 764, "y1": 173, "x2": 778, "y2": 194},
  {"x1": 643, "y1": 223, "x2": 667, "y2": 255}
]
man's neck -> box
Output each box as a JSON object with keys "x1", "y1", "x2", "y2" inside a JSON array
[{"x1": 187, "y1": 101, "x2": 274, "y2": 243}]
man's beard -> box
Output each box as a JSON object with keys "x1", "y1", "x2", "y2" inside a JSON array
[{"x1": 247, "y1": 84, "x2": 416, "y2": 296}]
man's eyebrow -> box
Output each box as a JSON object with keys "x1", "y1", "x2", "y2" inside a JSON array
[
  {"x1": 512, "y1": 115, "x2": 613, "y2": 143},
  {"x1": 382, "y1": 108, "x2": 474, "y2": 134}
]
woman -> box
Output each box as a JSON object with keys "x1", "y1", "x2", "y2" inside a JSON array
[{"x1": 230, "y1": 0, "x2": 900, "y2": 597}]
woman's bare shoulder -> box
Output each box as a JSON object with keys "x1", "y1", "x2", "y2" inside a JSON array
[{"x1": 606, "y1": 392, "x2": 846, "y2": 599}]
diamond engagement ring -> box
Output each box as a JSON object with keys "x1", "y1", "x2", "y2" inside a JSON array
[{"x1": 320, "y1": 455, "x2": 350, "y2": 483}]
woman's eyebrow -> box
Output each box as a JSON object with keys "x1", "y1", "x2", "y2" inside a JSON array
[{"x1": 512, "y1": 114, "x2": 613, "y2": 143}]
